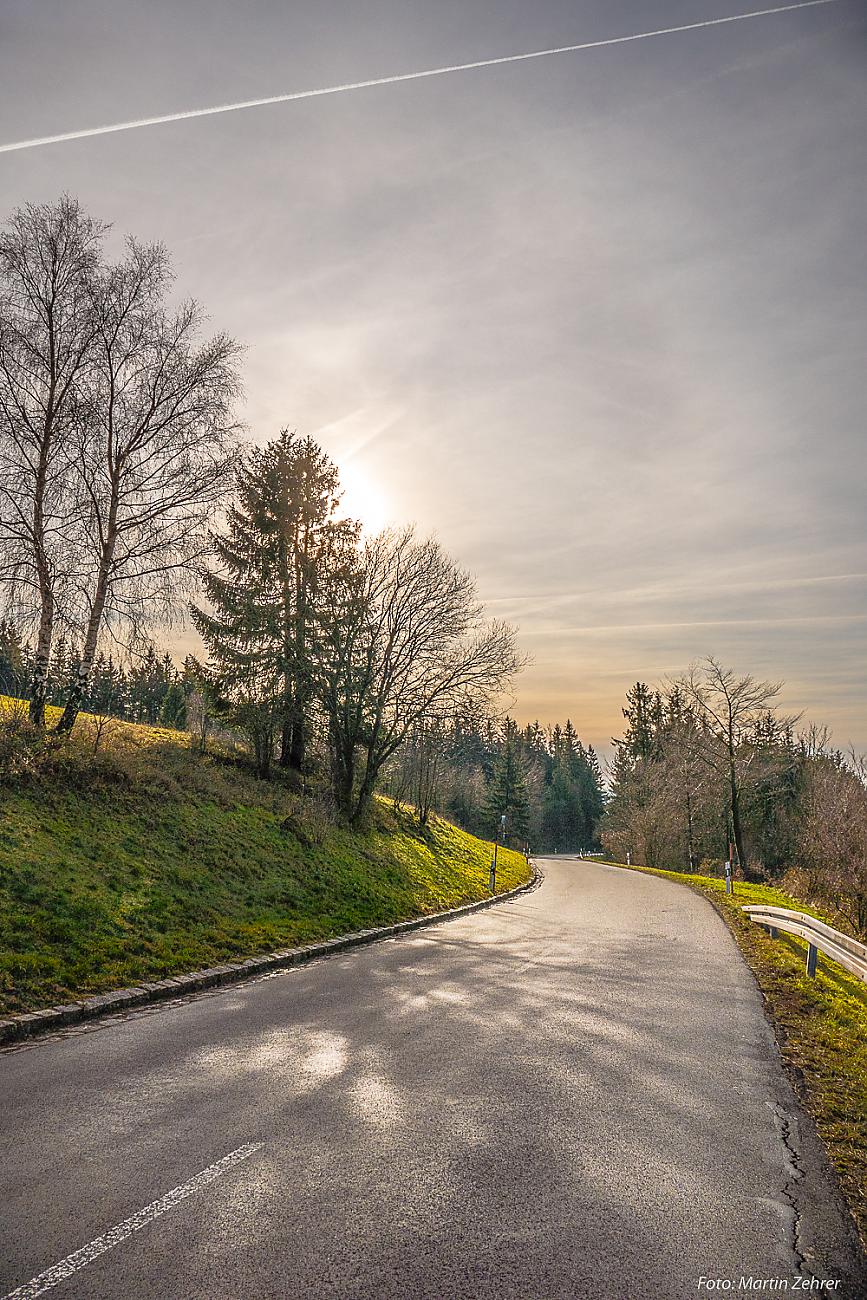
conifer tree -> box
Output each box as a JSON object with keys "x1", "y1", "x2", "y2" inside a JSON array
[
  {"x1": 619, "y1": 682, "x2": 657, "y2": 760},
  {"x1": 128, "y1": 644, "x2": 170, "y2": 723},
  {"x1": 0, "y1": 620, "x2": 27, "y2": 696},
  {"x1": 159, "y1": 680, "x2": 187, "y2": 729},
  {"x1": 88, "y1": 653, "x2": 123, "y2": 716},
  {"x1": 192, "y1": 430, "x2": 355, "y2": 776},
  {"x1": 47, "y1": 635, "x2": 71, "y2": 705},
  {"x1": 485, "y1": 718, "x2": 531, "y2": 841}
]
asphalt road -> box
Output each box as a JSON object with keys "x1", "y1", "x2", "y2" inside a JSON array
[{"x1": 1, "y1": 856, "x2": 864, "y2": 1300}]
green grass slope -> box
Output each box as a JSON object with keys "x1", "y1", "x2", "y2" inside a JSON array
[{"x1": 0, "y1": 713, "x2": 529, "y2": 1016}]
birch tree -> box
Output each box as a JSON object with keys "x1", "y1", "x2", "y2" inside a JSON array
[
  {"x1": 0, "y1": 197, "x2": 103, "y2": 724},
  {"x1": 55, "y1": 241, "x2": 241, "y2": 733}
]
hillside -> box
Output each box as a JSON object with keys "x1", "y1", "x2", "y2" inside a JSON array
[{"x1": 0, "y1": 703, "x2": 530, "y2": 1014}]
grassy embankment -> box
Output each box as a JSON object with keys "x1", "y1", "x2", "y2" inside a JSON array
[
  {"x1": 592, "y1": 855, "x2": 867, "y2": 1246},
  {"x1": 0, "y1": 699, "x2": 529, "y2": 1018}
]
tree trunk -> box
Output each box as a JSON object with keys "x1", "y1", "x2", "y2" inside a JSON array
[
  {"x1": 54, "y1": 591, "x2": 104, "y2": 734},
  {"x1": 685, "y1": 785, "x2": 695, "y2": 872},
  {"x1": 56, "y1": 452, "x2": 122, "y2": 734},
  {"x1": 730, "y1": 763, "x2": 757, "y2": 881},
  {"x1": 331, "y1": 732, "x2": 356, "y2": 821},
  {"x1": 256, "y1": 727, "x2": 272, "y2": 778},
  {"x1": 279, "y1": 706, "x2": 293, "y2": 768},
  {"x1": 28, "y1": 408, "x2": 55, "y2": 727},
  {"x1": 350, "y1": 773, "x2": 375, "y2": 827},
  {"x1": 279, "y1": 526, "x2": 308, "y2": 775},
  {"x1": 352, "y1": 743, "x2": 385, "y2": 826},
  {"x1": 289, "y1": 715, "x2": 305, "y2": 773},
  {"x1": 339, "y1": 767, "x2": 356, "y2": 821},
  {"x1": 55, "y1": 509, "x2": 117, "y2": 734},
  {"x1": 279, "y1": 709, "x2": 306, "y2": 774},
  {"x1": 28, "y1": 597, "x2": 53, "y2": 728}
]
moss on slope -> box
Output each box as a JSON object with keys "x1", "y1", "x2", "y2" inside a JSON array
[{"x1": 0, "y1": 716, "x2": 529, "y2": 1014}]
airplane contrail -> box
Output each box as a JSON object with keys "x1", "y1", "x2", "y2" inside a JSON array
[{"x1": 0, "y1": 0, "x2": 842, "y2": 156}]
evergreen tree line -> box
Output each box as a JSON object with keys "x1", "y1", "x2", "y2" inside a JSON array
[
  {"x1": 382, "y1": 715, "x2": 605, "y2": 852},
  {"x1": 2, "y1": 583, "x2": 607, "y2": 849},
  {"x1": 604, "y1": 662, "x2": 867, "y2": 937},
  {"x1": 0, "y1": 622, "x2": 189, "y2": 728}
]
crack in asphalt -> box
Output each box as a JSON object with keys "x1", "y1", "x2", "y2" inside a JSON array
[{"x1": 769, "y1": 1100, "x2": 815, "y2": 1283}]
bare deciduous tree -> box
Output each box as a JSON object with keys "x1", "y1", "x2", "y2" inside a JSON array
[
  {"x1": 799, "y1": 751, "x2": 867, "y2": 937},
  {"x1": 677, "y1": 657, "x2": 800, "y2": 880},
  {"x1": 55, "y1": 241, "x2": 242, "y2": 733},
  {"x1": 0, "y1": 196, "x2": 104, "y2": 724},
  {"x1": 387, "y1": 718, "x2": 447, "y2": 825},
  {"x1": 318, "y1": 527, "x2": 522, "y2": 824}
]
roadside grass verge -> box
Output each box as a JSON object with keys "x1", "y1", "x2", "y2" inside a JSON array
[
  {"x1": 591, "y1": 857, "x2": 867, "y2": 1247},
  {"x1": 0, "y1": 716, "x2": 529, "y2": 1016}
]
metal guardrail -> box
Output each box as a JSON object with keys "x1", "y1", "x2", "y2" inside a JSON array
[{"x1": 742, "y1": 905, "x2": 867, "y2": 982}]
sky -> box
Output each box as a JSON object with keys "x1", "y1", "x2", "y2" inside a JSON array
[{"x1": 1, "y1": 0, "x2": 865, "y2": 757}]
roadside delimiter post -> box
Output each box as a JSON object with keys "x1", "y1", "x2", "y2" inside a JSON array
[{"x1": 490, "y1": 813, "x2": 506, "y2": 892}]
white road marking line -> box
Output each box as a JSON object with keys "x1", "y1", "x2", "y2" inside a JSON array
[
  {"x1": 0, "y1": 1, "x2": 841, "y2": 154},
  {"x1": 2, "y1": 1142, "x2": 264, "y2": 1300}
]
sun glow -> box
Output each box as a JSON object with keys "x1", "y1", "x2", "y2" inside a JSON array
[{"x1": 338, "y1": 458, "x2": 391, "y2": 535}]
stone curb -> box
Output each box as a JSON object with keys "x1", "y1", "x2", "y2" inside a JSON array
[{"x1": 0, "y1": 863, "x2": 541, "y2": 1047}]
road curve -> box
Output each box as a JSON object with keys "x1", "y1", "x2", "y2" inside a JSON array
[{"x1": 1, "y1": 856, "x2": 864, "y2": 1300}]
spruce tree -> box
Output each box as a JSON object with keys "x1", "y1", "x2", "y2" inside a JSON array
[
  {"x1": 619, "y1": 682, "x2": 656, "y2": 760},
  {"x1": 192, "y1": 430, "x2": 355, "y2": 776},
  {"x1": 543, "y1": 752, "x2": 573, "y2": 852},
  {"x1": 0, "y1": 621, "x2": 27, "y2": 697},
  {"x1": 86, "y1": 653, "x2": 126, "y2": 717},
  {"x1": 128, "y1": 644, "x2": 170, "y2": 723},
  {"x1": 159, "y1": 680, "x2": 188, "y2": 729},
  {"x1": 539, "y1": 721, "x2": 606, "y2": 852},
  {"x1": 485, "y1": 719, "x2": 531, "y2": 841}
]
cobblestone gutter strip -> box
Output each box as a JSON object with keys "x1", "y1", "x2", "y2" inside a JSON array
[{"x1": 0, "y1": 864, "x2": 541, "y2": 1046}]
